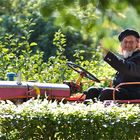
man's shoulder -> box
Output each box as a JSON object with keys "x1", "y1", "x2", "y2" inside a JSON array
[
  {"x1": 132, "y1": 50, "x2": 140, "y2": 57},
  {"x1": 127, "y1": 50, "x2": 140, "y2": 60}
]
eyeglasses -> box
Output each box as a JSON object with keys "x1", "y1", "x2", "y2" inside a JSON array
[{"x1": 121, "y1": 41, "x2": 136, "y2": 46}]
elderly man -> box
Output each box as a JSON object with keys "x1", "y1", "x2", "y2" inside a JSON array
[{"x1": 85, "y1": 29, "x2": 140, "y2": 101}]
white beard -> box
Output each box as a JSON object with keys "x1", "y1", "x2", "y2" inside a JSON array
[{"x1": 122, "y1": 50, "x2": 133, "y2": 58}]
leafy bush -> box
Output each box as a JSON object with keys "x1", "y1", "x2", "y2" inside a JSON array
[
  {"x1": 0, "y1": 29, "x2": 115, "y2": 92},
  {"x1": 0, "y1": 99, "x2": 140, "y2": 140}
]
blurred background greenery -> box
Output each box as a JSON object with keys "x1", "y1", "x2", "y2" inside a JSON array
[{"x1": 0, "y1": 0, "x2": 140, "y2": 90}]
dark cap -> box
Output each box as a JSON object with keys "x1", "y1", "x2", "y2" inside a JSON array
[{"x1": 118, "y1": 29, "x2": 140, "y2": 42}]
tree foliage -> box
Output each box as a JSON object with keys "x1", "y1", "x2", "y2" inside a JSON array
[{"x1": 39, "y1": 0, "x2": 140, "y2": 41}]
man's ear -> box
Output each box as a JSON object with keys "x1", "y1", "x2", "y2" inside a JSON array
[
  {"x1": 120, "y1": 42, "x2": 123, "y2": 52},
  {"x1": 121, "y1": 47, "x2": 124, "y2": 53}
]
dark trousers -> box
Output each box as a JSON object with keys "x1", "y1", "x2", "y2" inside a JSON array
[{"x1": 84, "y1": 87, "x2": 132, "y2": 101}]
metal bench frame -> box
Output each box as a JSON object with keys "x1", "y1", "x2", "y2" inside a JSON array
[{"x1": 113, "y1": 82, "x2": 140, "y2": 103}]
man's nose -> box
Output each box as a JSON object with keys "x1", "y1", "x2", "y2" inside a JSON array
[{"x1": 125, "y1": 42, "x2": 132, "y2": 47}]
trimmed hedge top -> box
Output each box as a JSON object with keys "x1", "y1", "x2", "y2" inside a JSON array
[{"x1": 0, "y1": 99, "x2": 140, "y2": 140}]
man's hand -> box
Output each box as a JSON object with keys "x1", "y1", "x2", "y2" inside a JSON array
[{"x1": 99, "y1": 41, "x2": 109, "y2": 57}]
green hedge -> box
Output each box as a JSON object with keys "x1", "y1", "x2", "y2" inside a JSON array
[{"x1": 0, "y1": 99, "x2": 140, "y2": 140}]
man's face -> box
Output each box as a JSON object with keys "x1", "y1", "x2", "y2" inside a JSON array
[{"x1": 121, "y1": 35, "x2": 139, "y2": 52}]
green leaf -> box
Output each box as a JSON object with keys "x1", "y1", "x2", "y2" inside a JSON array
[{"x1": 30, "y1": 42, "x2": 37, "y2": 47}]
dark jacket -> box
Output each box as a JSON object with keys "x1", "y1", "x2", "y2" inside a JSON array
[{"x1": 104, "y1": 50, "x2": 140, "y2": 95}]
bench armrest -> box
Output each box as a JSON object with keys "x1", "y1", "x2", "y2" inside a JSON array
[{"x1": 113, "y1": 82, "x2": 140, "y2": 100}]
